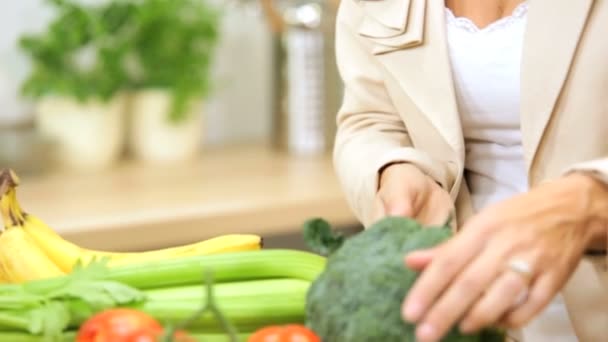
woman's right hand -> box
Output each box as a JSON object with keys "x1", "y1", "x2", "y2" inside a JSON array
[{"x1": 373, "y1": 163, "x2": 455, "y2": 226}]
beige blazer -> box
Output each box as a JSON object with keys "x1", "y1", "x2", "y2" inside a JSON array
[{"x1": 332, "y1": 0, "x2": 608, "y2": 340}]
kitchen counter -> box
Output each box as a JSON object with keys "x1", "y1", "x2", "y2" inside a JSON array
[{"x1": 16, "y1": 144, "x2": 359, "y2": 251}]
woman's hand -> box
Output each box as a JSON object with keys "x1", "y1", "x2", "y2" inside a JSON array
[
  {"x1": 400, "y1": 172, "x2": 608, "y2": 342},
  {"x1": 373, "y1": 163, "x2": 454, "y2": 226}
]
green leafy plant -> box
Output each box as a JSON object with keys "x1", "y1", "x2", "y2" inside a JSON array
[
  {"x1": 125, "y1": 0, "x2": 221, "y2": 123},
  {"x1": 19, "y1": 0, "x2": 135, "y2": 103},
  {"x1": 19, "y1": 0, "x2": 222, "y2": 123}
]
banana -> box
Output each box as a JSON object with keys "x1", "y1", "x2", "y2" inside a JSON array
[
  {"x1": 0, "y1": 225, "x2": 64, "y2": 283},
  {"x1": 20, "y1": 214, "x2": 106, "y2": 272},
  {"x1": 0, "y1": 168, "x2": 263, "y2": 278},
  {"x1": 0, "y1": 178, "x2": 64, "y2": 282},
  {"x1": 0, "y1": 257, "x2": 13, "y2": 283},
  {"x1": 23, "y1": 213, "x2": 262, "y2": 271},
  {"x1": 105, "y1": 234, "x2": 263, "y2": 267}
]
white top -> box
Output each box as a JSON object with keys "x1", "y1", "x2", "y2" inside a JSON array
[
  {"x1": 445, "y1": 3, "x2": 529, "y2": 213},
  {"x1": 445, "y1": 3, "x2": 577, "y2": 341}
]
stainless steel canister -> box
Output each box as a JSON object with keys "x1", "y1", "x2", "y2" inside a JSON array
[{"x1": 263, "y1": 0, "x2": 341, "y2": 156}]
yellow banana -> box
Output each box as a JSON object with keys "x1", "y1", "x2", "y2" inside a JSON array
[
  {"x1": 20, "y1": 215, "x2": 106, "y2": 272},
  {"x1": 0, "y1": 225, "x2": 64, "y2": 283},
  {"x1": 0, "y1": 168, "x2": 263, "y2": 277},
  {"x1": 0, "y1": 180, "x2": 63, "y2": 282},
  {"x1": 23, "y1": 213, "x2": 262, "y2": 271},
  {"x1": 0, "y1": 257, "x2": 12, "y2": 283}
]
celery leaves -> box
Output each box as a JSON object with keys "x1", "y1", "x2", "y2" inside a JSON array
[{"x1": 0, "y1": 259, "x2": 145, "y2": 341}]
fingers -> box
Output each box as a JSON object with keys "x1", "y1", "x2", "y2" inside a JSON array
[
  {"x1": 459, "y1": 270, "x2": 529, "y2": 333},
  {"x1": 407, "y1": 244, "x2": 507, "y2": 342},
  {"x1": 405, "y1": 233, "x2": 573, "y2": 342},
  {"x1": 377, "y1": 182, "x2": 453, "y2": 226},
  {"x1": 376, "y1": 163, "x2": 419, "y2": 219},
  {"x1": 372, "y1": 194, "x2": 414, "y2": 224},
  {"x1": 416, "y1": 193, "x2": 454, "y2": 226},
  {"x1": 401, "y1": 228, "x2": 487, "y2": 324},
  {"x1": 404, "y1": 248, "x2": 437, "y2": 271},
  {"x1": 375, "y1": 162, "x2": 454, "y2": 225},
  {"x1": 373, "y1": 181, "x2": 416, "y2": 222},
  {"x1": 502, "y1": 272, "x2": 560, "y2": 328}
]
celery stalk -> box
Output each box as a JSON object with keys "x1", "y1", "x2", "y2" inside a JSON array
[
  {"x1": 0, "y1": 312, "x2": 34, "y2": 331},
  {"x1": 128, "y1": 278, "x2": 310, "y2": 332},
  {"x1": 104, "y1": 249, "x2": 326, "y2": 289},
  {"x1": 0, "y1": 332, "x2": 70, "y2": 342},
  {"x1": 138, "y1": 296, "x2": 306, "y2": 331},
  {"x1": 143, "y1": 278, "x2": 310, "y2": 301}
]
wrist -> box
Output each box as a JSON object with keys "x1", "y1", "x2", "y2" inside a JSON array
[{"x1": 565, "y1": 172, "x2": 608, "y2": 251}]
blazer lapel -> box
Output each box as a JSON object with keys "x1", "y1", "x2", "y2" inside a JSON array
[
  {"x1": 360, "y1": 0, "x2": 464, "y2": 159},
  {"x1": 521, "y1": 0, "x2": 594, "y2": 175},
  {"x1": 359, "y1": 0, "x2": 411, "y2": 34}
]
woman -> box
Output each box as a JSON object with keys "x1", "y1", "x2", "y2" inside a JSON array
[{"x1": 332, "y1": 0, "x2": 607, "y2": 341}]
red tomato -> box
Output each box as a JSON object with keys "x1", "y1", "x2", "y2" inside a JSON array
[
  {"x1": 76, "y1": 308, "x2": 195, "y2": 342},
  {"x1": 76, "y1": 308, "x2": 162, "y2": 342},
  {"x1": 125, "y1": 329, "x2": 195, "y2": 342},
  {"x1": 248, "y1": 324, "x2": 321, "y2": 342}
]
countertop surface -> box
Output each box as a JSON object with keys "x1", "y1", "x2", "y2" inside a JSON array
[{"x1": 16, "y1": 144, "x2": 359, "y2": 251}]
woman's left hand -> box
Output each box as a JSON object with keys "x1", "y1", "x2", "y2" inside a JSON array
[{"x1": 401, "y1": 173, "x2": 608, "y2": 342}]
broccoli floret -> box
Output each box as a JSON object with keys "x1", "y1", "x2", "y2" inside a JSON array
[{"x1": 303, "y1": 216, "x2": 505, "y2": 342}]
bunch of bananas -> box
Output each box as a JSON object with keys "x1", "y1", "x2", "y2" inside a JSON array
[{"x1": 0, "y1": 168, "x2": 263, "y2": 283}]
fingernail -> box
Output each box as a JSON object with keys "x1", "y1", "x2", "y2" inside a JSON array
[
  {"x1": 402, "y1": 302, "x2": 422, "y2": 322},
  {"x1": 417, "y1": 323, "x2": 437, "y2": 342}
]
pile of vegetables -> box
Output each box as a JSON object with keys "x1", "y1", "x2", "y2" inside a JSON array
[
  {"x1": 0, "y1": 249, "x2": 324, "y2": 341},
  {"x1": 0, "y1": 215, "x2": 510, "y2": 341}
]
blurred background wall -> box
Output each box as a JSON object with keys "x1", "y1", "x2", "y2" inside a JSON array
[{"x1": 0, "y1": 0, "x2": 53, "y2": 127}]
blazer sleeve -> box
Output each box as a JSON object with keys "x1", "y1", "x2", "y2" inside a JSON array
[
  {"x1": 565, "y1": 158, "x2": 608, "y2": 188},
  {"x1": 332, "y1": 1, "x2": 456, "y2": 228}
]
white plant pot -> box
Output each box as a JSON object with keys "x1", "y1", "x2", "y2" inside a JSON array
[
  {"x1": 34, "y1": 95, "x2": 127, "y2": 170},
  {"x1": 128, "y1": 89, "x2": 204, "y2": 163}
]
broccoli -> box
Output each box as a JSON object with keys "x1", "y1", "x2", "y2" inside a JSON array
[{"x1": 303, "y1": 216, "x2": 505, "y2": 342}]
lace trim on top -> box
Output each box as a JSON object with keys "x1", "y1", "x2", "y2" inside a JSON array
[{"x1": 445, "y1": 1, "x2": 529, "y2": 33}]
